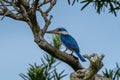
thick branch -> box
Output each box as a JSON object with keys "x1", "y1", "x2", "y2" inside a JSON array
[
  {"x1": 32, "y1": 0, "x2": 39, "y2": 13},
  {"x1": 34, "y1": 36, "x2": 83, "y2": 71},
  {"x1": 83, "y1": 54, "x2": 104, "y2": 80},
  {"x1": 70, "y1": 54, "x2": 111, "y2": 80}
]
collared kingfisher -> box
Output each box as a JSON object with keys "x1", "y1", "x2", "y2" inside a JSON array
[{"x1": 46, "y1": 28, "x2": 86, "y2": 62}]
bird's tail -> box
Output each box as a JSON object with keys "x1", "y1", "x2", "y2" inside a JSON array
[{"x1": 76, "y1": 52, "x2": 86, "y2": 62}]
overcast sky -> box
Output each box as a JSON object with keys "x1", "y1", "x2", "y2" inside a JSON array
[{"x1": 0, "y1": 0, "x2": 120, "y2": 80}]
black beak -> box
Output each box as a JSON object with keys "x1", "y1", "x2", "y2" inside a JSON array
[{"x1": 46, "y1": 29, "x2": 58, "y2": 34}]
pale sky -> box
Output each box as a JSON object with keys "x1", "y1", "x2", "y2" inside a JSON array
[{"x1": 0, "y1": 0, "x2": 120, "y2": 80}]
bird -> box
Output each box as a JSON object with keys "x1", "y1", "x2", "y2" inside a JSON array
[{"x1": 46, "y1": 28, "x2": 86, "y2": 62}]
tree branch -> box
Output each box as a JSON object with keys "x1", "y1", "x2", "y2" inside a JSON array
[
  {"x1": 37, "y1": 0, "x2": 56, "y2": 36},
  {"x1": 38, "y1": 0, "x2": 51, "y2": 7},
  {"x1": 0, "y1": 0, "x2": 25, "y2": 21},
  {"x1": 34, "y1": 36, "x2": 83, "y2": 71},
  {"x1": 0, "y1": 10, "x2": 24, "y2": 21},
  {"x1": 70, "y1": 54, "x2": 111, "y2": 80},
  {"x1": 83, "y1": 54, "x2": 104, "y2": 80},
  {"x1": 44, "y1": 0, "x2": 56, "y2": 14}
]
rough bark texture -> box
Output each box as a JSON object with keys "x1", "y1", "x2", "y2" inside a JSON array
[{"x1": 0, "y1": 0, "x2": 111, "y2": 80}]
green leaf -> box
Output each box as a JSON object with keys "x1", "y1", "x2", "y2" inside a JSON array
[
  {"x1": 103, "y1": 63, "x2": 120, "y2": 80},
  {"x1": 81, "y1": 2, "x2": 91, "y2": 10},
  {"x1": 53, "y1": 34, "x2": 61, "y2": 49},
  {"x1": 20, "y1": 54, "x2": 67, "y2": 80}
]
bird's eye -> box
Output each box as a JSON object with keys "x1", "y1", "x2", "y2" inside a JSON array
[{"x1": 57, "y1": 28, "x2": 61, "y2": 31}]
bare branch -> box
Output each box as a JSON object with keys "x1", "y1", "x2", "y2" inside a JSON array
[
  {"x1": 0, "y1": 0, "x2": 7, "y2": 10},
  {"x1": 1, "y1": 10, "x2": 9, "y2": 20},
  {"x1": 0, "y1": 0, "x2": 27, "y2": 21},
  {"x1": 41, "y1": 0, "x2": 56, "y2": 35},
  {"x1": 0, "y1": 9, "x2": 24, "y2": 21},
  {"x1": 45, "y1": 0, "x2": 56, "y2": 14},
  {"x1": 1, "y1": 11, "x2": 24, "y2": 21},
  {"x1": 38, "y1": 0, "x2": 51, "y2": 7},
  {"x1": 83, "y1": 54, "x2": 104, "y2": 80},
  {"x1": 10, "y1": 1, "x2": 20, "y2": 12},
  {"x1": 38, "y1": 7, "x2": 47, "y2": 22},
  {"x1": 19, "y1": 5, "x2": 29, "y2": 21},
  {"x1": 37, "y1": 7, "x2": 51, "y2": 36},
  {"x1": 42, "y1": 15, "x2": 53, "y2": 35},
  {"x1": 37, "y1": 0, "x2": 56, "y2": 36},
  {"x1": 70, "y1": 54, "x2": 111, "y2": 80}
]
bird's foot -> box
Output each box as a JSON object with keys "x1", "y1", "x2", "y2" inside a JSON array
[
  {"x1": 70, "y1": 51, "x2": 73, "y2": 55},
  {"x1": 63, "y1": 48, "x2": 67, "y2": 53}
]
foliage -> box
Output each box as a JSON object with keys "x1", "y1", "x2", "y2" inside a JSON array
[
  {"x1": 20, "y1": 54, "x2": 67, "y2": 80},
  {"x1": 68, "y1": 0, "x2": 120, "y2": 16},
  {"x1": 19, "y1": 35, "x2": 67, "y2": 80},
  {"x1": 53, "y1": 34, "x2": 61, "y2": 49},
  {"x1": 102, "y1": 63, "x2": 120, "y2": 80}
]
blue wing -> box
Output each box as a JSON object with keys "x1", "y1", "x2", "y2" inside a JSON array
[{"x1": 60, "y1": 34, "x2": 79, "y2": 52}]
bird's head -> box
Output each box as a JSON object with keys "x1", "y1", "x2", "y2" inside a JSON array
[{"x1": 46, "y1": 28, "x2": 68, "y2": 35}]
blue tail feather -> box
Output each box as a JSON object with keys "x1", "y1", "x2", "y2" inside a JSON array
[{"x1": 76, "y1": 52, "x2": 86, "y2": 62}]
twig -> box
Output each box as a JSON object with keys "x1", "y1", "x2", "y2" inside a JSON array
[
  {"x1": 42, "y1": 15, "x2": 53, "y2": 35},
  {"x1": 0, "y1": 0, "x2": 7, "y2": 10},
  {"x1": 38, "y1": 0, "x2": 51, "y2": 7},
  {"x1": 1, "y1": 10, "x2": 9, "y2": 20},
  {"x1": 45, "y1": 0, "x2": 56, "y2": 14},
  {"x1": 37, "y1": 0, "x2": 56, "y2": 35}
]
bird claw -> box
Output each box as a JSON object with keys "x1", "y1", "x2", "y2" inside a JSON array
[
  {"x1": 70, "y1": 51, "x2": 73, "y2": 55},
  {"x1": 63, "y1": 48, "x2": 68, "y2": 53}
]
